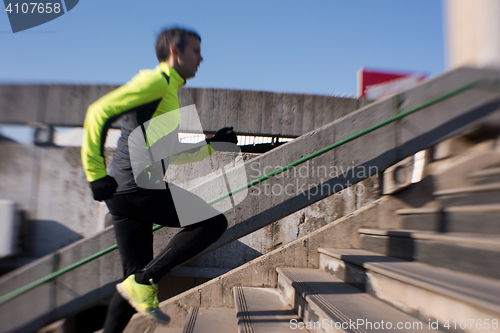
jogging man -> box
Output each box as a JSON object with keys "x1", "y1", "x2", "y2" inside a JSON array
[{"x1": 81, "y1": 27, "x2": 237, "y2": 332}]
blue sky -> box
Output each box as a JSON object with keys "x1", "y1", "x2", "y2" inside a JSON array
[{"x1": 0, "y1": 0, "x2": 445, "y2": 97}]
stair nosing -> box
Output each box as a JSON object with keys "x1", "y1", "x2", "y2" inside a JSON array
[
  {"x1": 233, "y1": 286, "x2": 255, "y2": 333},
  {"x1": 278, "y1": 267, "x2": 441, "y2": 333},
  {"x1": 468, "y1": 166, "x2": 500, "y2": 178},
  {"x1": 357, "y1": 228, "x2": 500, "y2": 249},
  {"x1": 182, "y1": 306, "x2": 199, "y2": 333},
  {"x1": 278, "y1": 267, "x2": 369, "y2": 333},
  {"x1": 433, "y1": 182, "x2": 500, "y2": 196},
  {"x1": 444, "y1": 204, "x2": 500, "y2": 213},
  {"x1": 233, "y1": 286, "x2": 309, "y2": 333},
  {"x1": 396, "y1": 204, "x2": 500, "y2": 215},
  {"x1": 318, "y1": 248, "x2": 500, "y2": 314},
  {"x1": 365, "y1": 262, "x2": 500, "y2": 314},
  {"x1": 396, "y1": 207, "x2": 442, "y2": 215}
]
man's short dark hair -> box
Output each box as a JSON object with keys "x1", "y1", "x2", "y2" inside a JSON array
[{"x1": 155, "y1": 27, "x2": 201, "y2": 62}]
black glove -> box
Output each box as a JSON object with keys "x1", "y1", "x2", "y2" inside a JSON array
[
  {"x1": 90, "y1": 175, "x2": 118, "y2": 201},
  {"x1": 206, "y1": 127, "x2": 238, "y2": 145}
]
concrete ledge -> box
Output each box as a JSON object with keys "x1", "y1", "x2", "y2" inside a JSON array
[
  {"x1": 358, "y1": 228, "x2": 500, "y2": 249},
  {"x1": 0, "y1": 85, "x2": 366, "y2": 137},
  {"x1": 469, "y1": 166, "x2": 500, "y2": 179},
  {"x1": 396, "y1": 204, "x2": 500, "y2": 233},
  {"x1": 434, "y1": 183, "x2": 500, "y2": 196},
  {"x1": 445, "y1": 204, "x2": 500, "y2": 213},
  {"x1": 396, "y1": 207, "x2": 442, "y2": 215}
]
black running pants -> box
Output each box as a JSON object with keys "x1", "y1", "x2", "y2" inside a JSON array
[{"x1": 102, "y1": 185, "x2": 227, "y2": 333}]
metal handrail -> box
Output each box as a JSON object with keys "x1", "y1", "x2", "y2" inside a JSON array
[{"x1": 0, "y1": 80, "x2": 484, "y2": 305}]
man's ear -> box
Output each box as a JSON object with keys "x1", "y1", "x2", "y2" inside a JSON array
[{"x1": 170, "y1": 45, "x2": 179, "y2": 58}]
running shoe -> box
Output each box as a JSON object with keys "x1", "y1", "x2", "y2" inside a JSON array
[{"x1": 116, "y1": 274, "x2": 170, "y2": 324}]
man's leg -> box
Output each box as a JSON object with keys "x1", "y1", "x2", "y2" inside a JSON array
[
  {"x1": 113, "y1": 187, "x2": 228, "y2": 324},
  {"x1": 135, "y1": 213, "x2": 227, "y2": 284},
  {"x1": 132, "y1": 185, "x2": 228, "y2": 284},
  {"x1": 103, "y1": 195, "x2": 155, "y2": 333}
]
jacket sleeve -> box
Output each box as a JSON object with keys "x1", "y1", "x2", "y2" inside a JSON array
[
  {"x1": 81, "y1": 70, "x2": 167, "y2": 182},
  {"x1": 168, "y1": 141, "x2": 215, "y2": 165}
]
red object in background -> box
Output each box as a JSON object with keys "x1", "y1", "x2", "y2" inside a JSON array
[{"x1": 357, "y1": 68, "x2": 426, "y2": 99}]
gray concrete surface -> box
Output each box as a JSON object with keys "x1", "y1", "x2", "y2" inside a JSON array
[
  {"x1": 0, "y1": 88, "x2": 369, "y2": 259},
  {"x1": 0, "y1": 85, "x2": 369, "y2": 136},
  {"x1": 0, "y1": 200, "x2": 19, "y2": 258},
  {"x1": 365, "y1": 257, "x2": 500, "y2": 332},
  {"x1": 432, "y1": 148, "x2": 500, "y2": 191},
  {"x1": 277, "y1": 267, "x2": 436, "y2": 333},
  {"x1": 397, "y1": 205, "x2": 500, "y2": 233},
  {"x1": 359, "y1": 228, "x2": 500, "y2": 280},
  {"x1": 182, "y1": 307, "x2": 237, "y2": 333},
  {"x1": 318, "y1": 248, "x2": 500, "y2": 333},
  {"x1": 233, "y1": 286, "x2": 307, "y2": 333},
  {"x1": 445, "y1": 0, "x2": 500, "y2": 70}
]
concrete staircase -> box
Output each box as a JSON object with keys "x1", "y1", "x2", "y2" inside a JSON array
[
  {"x1": 166, "y1": 149, "x2": 500, "y2": 333},
  {"x1": 2, "y1": 67, "x2": 500, "y2": 333}
]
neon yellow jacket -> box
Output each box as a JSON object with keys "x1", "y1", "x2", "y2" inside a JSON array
[{"x1": 81, "y1": 63, "x2": 212, "y2": 192}]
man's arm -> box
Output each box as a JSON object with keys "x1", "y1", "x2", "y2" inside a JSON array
[
  {"x1": 169, "y1": 141, "x2": 214, "y2": 165},
  {"x1": 169, "y1": 127, "x2": 238, "y2": 165},
  {"x1": 81, "y1": 70, "x2": 168, "y2": 199}
]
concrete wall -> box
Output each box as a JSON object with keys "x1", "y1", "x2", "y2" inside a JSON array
[
  {"x1": 445, "y1": 0, "x2": 500, "y2": 70},
  {"x1": 0, "y1": 85, "x2": 370, "y2": 136},
  {"x1": 185, "y1": 174, "x2": 380, "y2": 271},
  {"x1": 0, "y1": 86, "x2": 369, "y2": 258},
  {"x1": 0, "y1": 200, "x2": 19, "y2": 258},
  {"x1": 0, "y1": 142, "x2": 261, "y2": 258},
  {"x1": 0, "y1": 137, "x2": 379, "y2": 262},
  {"x1": 0, "y1": 142, "x2": 111, "y2": 257}
]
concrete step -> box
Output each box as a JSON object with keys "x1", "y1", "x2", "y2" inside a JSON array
[
  {"x1": 277, "y1": 267, "x2": 437, "y2": 333},
  {"x1": 396, "y1": 205, "x2": 500, "y2": 233},
  {"x1": 182, "y1": 307, "x2": 237, "y2": 333},
  {"x1": 468, "y1": 166, "x2": 500, "y2": 185},
  {"x1": 318, "y1": 248, "x2": 405, "y2": 291},
  {"x1": 317, "y1": 248, "x2": 500, "y2": 333},
  {"x1": 233, "y1": 286, "x2": 308, "y2": 333},
  {"x1": 433, "y1": 183, "x2": 500, "y2": 206},
  {"x1": 359, "y1": 228, "x2": 500, "y2": 279}
]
